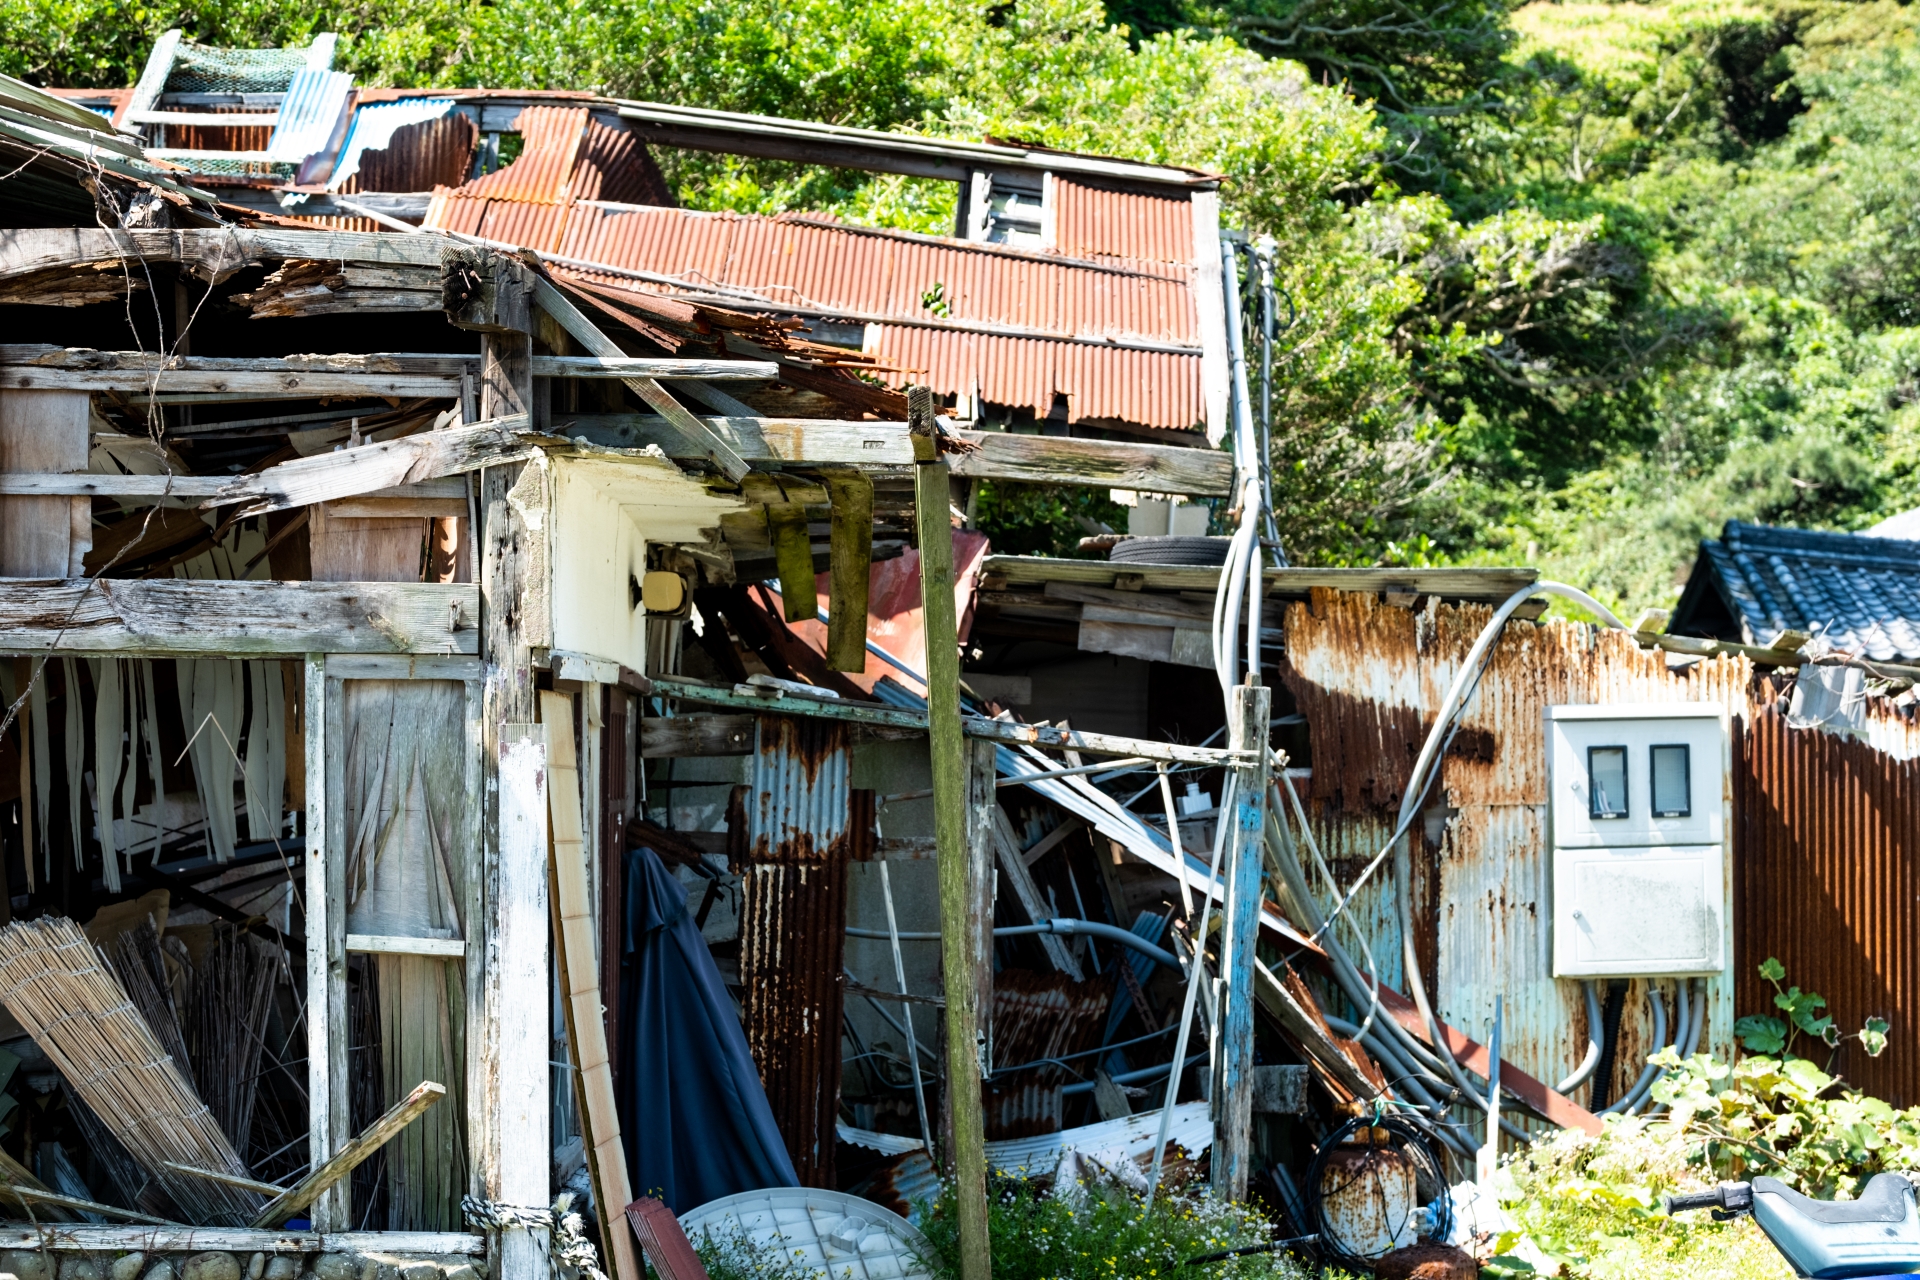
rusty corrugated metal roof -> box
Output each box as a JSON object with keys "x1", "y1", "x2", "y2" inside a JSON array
[
  {"x1": 348, "y1": 112, "x2": 475, "y2": 193},
  {"x1": 1054, "y1": 176, "x2": 1193, "y2": 265},
  {"x1": 460, "y1": 104, "x2": 586, "y2": 203},
  {"x1": 869, "y1": 323, "x2": 1201, "y2": 429}
]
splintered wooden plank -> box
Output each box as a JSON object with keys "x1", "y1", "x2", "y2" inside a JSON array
[
  {"x1": 0, "y1": 580, "x2": 478, "y2": 655},
  {"x1": 0, "y1": 229, "x2": 447, "y2": 284},
  {"x1": 251, "y1": 1082, "x2": 447, "y2": 1228},
  {"x1": 947, "y1": 428, "x2": 1234, "y2": 497},
  {"x1": 539, "y1": 693, "x2": 641, "y2": 1280},
  {"x1": 530, "y1": 355, "x2": 776, "y2": 380},
  {"x1": 202, "y1": 415, "x2": 533, "y2": 516}
]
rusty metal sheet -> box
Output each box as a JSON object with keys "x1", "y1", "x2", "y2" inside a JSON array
[
  {"x1": 738, "y1": 714, "x2": 854, "y2": 1187},
  {"x1": 983, "y1": 968, "x2": 1114, "y2": 1139},
  {"x1": 349, "y1": 112, "x2": 477, "y2": 193},
  {"x1": 1736, "y1": 708, "x2": 1920, "y2": 1105},
  {"x1": 461, "y1": 104, "x2": 586, "y2": 203},
  {"x1": 1278, "y1": 589, "x2": 1757, "y2": 1113},
  {"x1": 865, "y1": 323, "x2": 1202, "y2": 431},
  {"x1": 1053, "y1": 176, "x2": 1193, "y2": 265}
]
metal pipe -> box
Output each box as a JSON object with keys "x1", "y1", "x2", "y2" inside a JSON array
[
  {"x1": 1147, "y1": 774, "x2": 1236, "y2": 1208},
  {"x1": 878, "y1": 861, "x2": 935, "y2": 1155}
]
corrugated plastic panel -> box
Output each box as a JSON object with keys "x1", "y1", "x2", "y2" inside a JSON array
[
  {"x1": 457, "y1": 104, "x2": 586, "y2": 204},
  {"x1": 1737, "y1": 709, "x2": 1920, "y2": 1104},
  {"x1": 263, "y1": 67, "x2": 351, "y2": 164},
  {"x1": 1053, "y1": 176, "x2": 1193, "y2": 265},
  {"x1": 866, "y1": 323, "x2": 1202, "y2": 430}
]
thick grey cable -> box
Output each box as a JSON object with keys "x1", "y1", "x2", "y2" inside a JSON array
[
  {"x1": 1627, "y1": 980, "x2": 1694, "y2": 1117},
  {"x1": 1556, "y1": 981, "x2": 1606, "y2": 1094},
  {"x1": 1324, "y1": 1014, "x2": 1477, "y2": 1157},
  {"x1": 1390, "y1": 582, "x2": 1630, "y2": 1110}
]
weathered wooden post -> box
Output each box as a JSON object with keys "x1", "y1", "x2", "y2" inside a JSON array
[
  {"x1": 1212, "y1": 681, "x2": 1271, "y2": 1200},
  {"x1": 911, "y1": 385, "x2": 991, "y2": 1280},
  {"x1": 446, "y1": 246, "x2": 552, "y2": 1279}
]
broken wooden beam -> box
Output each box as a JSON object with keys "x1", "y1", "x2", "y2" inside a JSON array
[
  {"x1": 948, "y1": 428, "x2": 1233, "y2": 497},
  {"x1": 251, "y1": 1081, "x2": 446, "y2": 1228},
  {"x1": 200, "y1": 415, "x2": 533, "y2": 515},
  {"x1": 530, "y1": 355, "x2": 776, "y2": 380},
  {"x1": 1370, "y1": 981, "x2": 1602, "y2": 1135},
  {"x1": 639, "y1": 714, "x2": 756, "y2": 757},
  {"x1": 558, "y1": 414, "x2": 912, "y2": 466},
  {"x1": 531, "y1": 275, "x2": 754, "y2": 481},
  {"x1": 0, "y1": 347, "x2": 469, "y2": 398},
  {"x1": 0, "y1": 579, "x2": 478, "y2": 655}
]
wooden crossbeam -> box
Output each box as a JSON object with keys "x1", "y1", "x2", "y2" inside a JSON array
[{"x1": 0, "y1": 579, "x2": 478, "y2": 655}]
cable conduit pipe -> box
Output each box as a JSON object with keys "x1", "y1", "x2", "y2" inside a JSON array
[
  {"x1": 1390, "y1": 582, "x2": 1630, "y2": 1117},
  {"x1": 1556, "y1": 981, "x2": 1606, "y2": 1095},
  {"x1": 1622, "y1": 980, "x2": 1690, "y2": 1117}
]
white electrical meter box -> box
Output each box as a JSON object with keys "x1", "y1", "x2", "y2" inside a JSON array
[{"x1": 1547, "y1": 703, "x2": 1729, "y2": 978}]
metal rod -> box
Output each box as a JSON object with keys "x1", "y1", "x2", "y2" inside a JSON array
[
  {"x1": 882, "y1": 755, "x2": 1150, "y2": 802},
  {"x1": 1147, "y1": 772, "x2": 1236, "y2": 1210},
  {"x1": 1157, "y1": 763, "x2": 1192, "y2": 918},
  {"x1": 879, "y1": 860, "x2": 935, "y2": 1158}
]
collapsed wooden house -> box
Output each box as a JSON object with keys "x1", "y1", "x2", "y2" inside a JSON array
[{"x1": 18, "y1": 30, "x2": 1920, "y2": 1280}]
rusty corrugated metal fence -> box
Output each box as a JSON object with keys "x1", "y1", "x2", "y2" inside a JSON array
[
  {"x1": 1736, "y1": 708, "x2": 1920, "y2": 1104},
  {"x1": 738, "y1": 713, "x2": 857, "y2": 1187}
]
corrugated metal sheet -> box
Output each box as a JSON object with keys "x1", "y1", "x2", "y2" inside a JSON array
[
  {"x1": 413, "y1": 118, "x2": 1208, "y2": 430},
  {"x1": 349, "y1": 112, "x2": 475, "y2": 193},
  {"x1": 458, "y1": 104, "x2": 587, "y2": 204},
  {"x1": 1278, "y1": 588, "x2": 1756, "y2": 1113},
  {"x1": 329, "y1": 98, "x2": 456, "y2": 191},
  {"x1": 984, "y1": 968, "x2": 1114, "y2": 1139},
  {"x1": 1053, "y1": 176, "x2": 1193, "y2": 265},
  {"x1": 159, "y1": 104, "x2": 272, "y2": 155},
  {"x1": 552, "y1": 203, "x2": 1195, "y2": 343},
  {"x1": 866, "y1": 324, "x2": 1201, "y2": 430},
  {"x1": 1736, "y1": 708, "x2": 1920, "y2": 1104},
  {"x1": 739, "y1": 714, "x2": 854, "y2": 1187}
]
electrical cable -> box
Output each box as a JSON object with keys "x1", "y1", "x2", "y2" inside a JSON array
[
  {"x1": 1590, "y1": 979, "x2": 1629, "y2": 1112},
  {"x1": 1601, "y1": 986, "x2": 1667, "y2": 1115},
  {"x1": 1556, "y1": 981, "x2": 1605, "y2": 1094},
  {"x1": 1303, "y1": 1111, "x2": 1453, "y2": 1267}
]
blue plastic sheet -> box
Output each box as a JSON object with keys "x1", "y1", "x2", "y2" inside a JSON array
[{"x1": 619, "y1": 845, "x2": 798, "y2": 1213}]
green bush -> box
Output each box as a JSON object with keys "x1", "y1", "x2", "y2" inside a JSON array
[{"x1": 920, "y1": 1176, "x2": 1309, "y2": 1280}]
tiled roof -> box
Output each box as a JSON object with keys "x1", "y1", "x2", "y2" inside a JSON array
[{"x1": 1674, "y1": 520, "x2": 1920, "y2": 662}]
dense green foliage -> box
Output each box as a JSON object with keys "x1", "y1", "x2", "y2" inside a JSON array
[{"x1": 7, "y1": 0, "x2": 1918, "y2": 608}]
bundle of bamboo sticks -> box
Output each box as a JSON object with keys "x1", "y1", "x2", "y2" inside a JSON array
[{"x1": 0, "y1": 917, "x2": 261, "y2": 1224}]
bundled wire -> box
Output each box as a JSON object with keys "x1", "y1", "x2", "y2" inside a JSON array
[{"x1": 1304, "y1": 1109, "x2": 1453, "y2": 1267}]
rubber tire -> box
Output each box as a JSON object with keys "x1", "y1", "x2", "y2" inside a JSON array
[{"x1": 1108, "y1": 535, "x2": 1233, "y2": 567}]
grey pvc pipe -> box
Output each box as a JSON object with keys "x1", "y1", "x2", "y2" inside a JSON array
[
  {"x1": 1556, "y1": 981, "x2": 1606, "y2": 1094},
  {"x1": 1062, "y1": 1051, "x2": 1207, "y2": 1096}
]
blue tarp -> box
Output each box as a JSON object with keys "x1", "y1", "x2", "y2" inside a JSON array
[{"x1": 619, "y1": 845, "x2": 798, "y2": 1213}]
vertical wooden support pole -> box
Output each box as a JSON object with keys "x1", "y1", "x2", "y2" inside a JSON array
[
  {"x1": 912, "y1": 387, "x2": 990, "y2": 1280},
  {"x1": 304, "y1": 654, "x2": 350, "y2": 1229},
  {"x1": 455, "y1": 246, "x2": 551, "y2": 1280},
  {"x1": 1211, "y1": 682, "x2": 1271, "y2": 1201},
  {"x1": 825, "y1": 470, "x2": 874, "y2": 672}
]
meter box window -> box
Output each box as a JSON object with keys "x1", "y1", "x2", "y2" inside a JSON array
[{"x1": 1548, "y1": 703, "x2": 1728, "y2": 978}]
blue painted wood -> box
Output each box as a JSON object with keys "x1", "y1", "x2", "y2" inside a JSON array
[{"x1": 1213, "y1": 681, "x2": 1272, "y2": 1201}]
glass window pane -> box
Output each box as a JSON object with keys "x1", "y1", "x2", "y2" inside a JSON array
[
  {"x1": 1588, "y1": 746, "x2": 1628, "y2": 818},
  {"x1": 1651, "y1": 744, "x2": 1691, "y2": 817}
]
